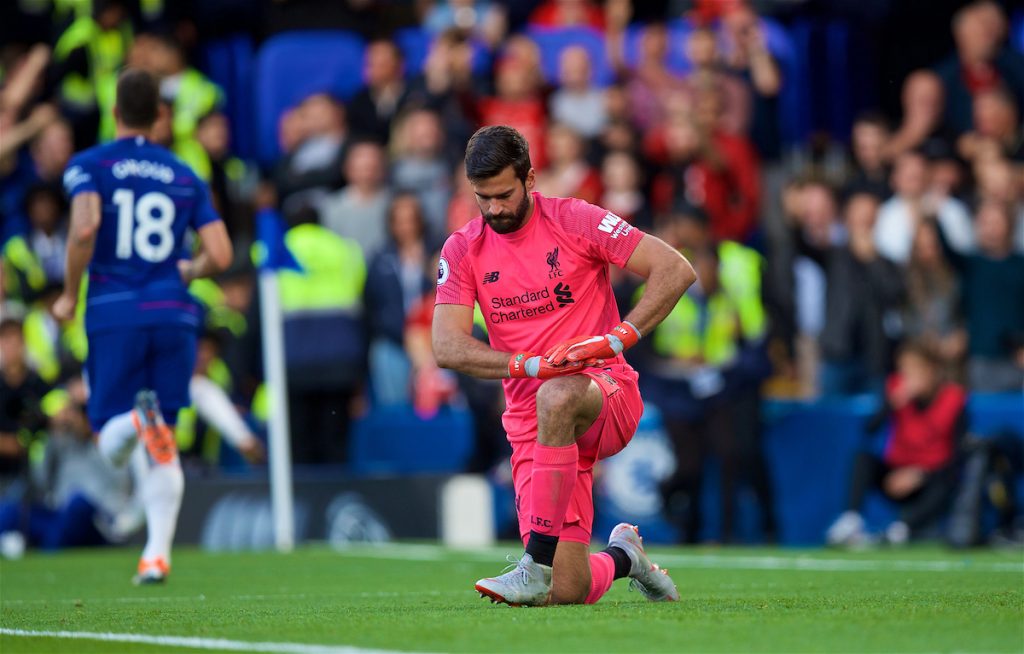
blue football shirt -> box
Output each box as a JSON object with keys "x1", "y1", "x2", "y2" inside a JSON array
[{"x1": 63, "y1": 135, "x2": 221, "y2": 334}]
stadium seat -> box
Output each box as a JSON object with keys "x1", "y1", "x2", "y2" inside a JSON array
[
  {"x1": 394, "y1": 26, "x2": 493, "y2": 78},
  {"x1": 1012, "y1": 10, "x2": 1024, "y2": 53},
  {"x1": 201, "y1": 34, "x2": 257, "y2": 160},
  {"x1": 966, "y1": 393, "x2": 1024, "y2": 438},
  {"x1": 780, "y1": 18, "x2": 814, "y2": 146},
  {"x1": 825, "y1": 21, "x2": 852, "y2": 142},
  {"x1": 254, "y1": 30, "x2": 366, "y2": 165},
  {"x1": 395, "y1": 27, "x2": 432, "y2": 76},
  {"x1": 527, "y1": 26, "x2": 615, "y2": 87},
  {"x1": 348, "y1": 406, "x2": 474, "y2": 474},
  {"x1": 620, "y1": 21, "x2": 693, "y2": 75}
]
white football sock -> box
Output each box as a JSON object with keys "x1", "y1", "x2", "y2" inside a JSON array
[
  {"x1": 98, "y1": 411, "x2": 138, "y2": 467},
  {"x1": 132, "y1": 447, "x2": 184, "y2": 564},
  {"x1": 190, "y1": 375, "x2": 254, "y2": 449}
]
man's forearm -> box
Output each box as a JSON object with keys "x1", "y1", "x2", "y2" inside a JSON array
[
  {"x1": 63, "y1": 235, "x2": 94, "y2": 297},
  {"x1": 433, "y1": 334, "x2": 512, "y2": 379},
  {"x1": 624, "y1": 260, "x2": 695, "y2": 337},
  {"x1": 64, "y1": 192, "x2": 100, "y2": 297}
]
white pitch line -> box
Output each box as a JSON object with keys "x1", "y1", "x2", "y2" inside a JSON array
[
  {"x1": 1, "y1": 590, "x2": 461, "y2": 607},
  {"x1": 331, "y1": 543, "x2": 1024, "y2": 573},
  {"x1": 650, "y1": 553, "x2": 1024, "y2": 573},
  {"x1": 0, "y1": 628, "x2": 427, "y2": 654}
]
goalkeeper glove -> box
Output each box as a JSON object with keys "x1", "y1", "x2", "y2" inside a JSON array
[
  {"x1": 544, "y1": 321, "x2": 641, "y2": 365},
  {"x1": 507, "y1": 352, "x2": 602, "y2": 379}
]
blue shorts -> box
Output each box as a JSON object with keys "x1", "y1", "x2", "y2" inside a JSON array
[{"x1": 85, "y1": 325, "x2": 196, "y2": 431}]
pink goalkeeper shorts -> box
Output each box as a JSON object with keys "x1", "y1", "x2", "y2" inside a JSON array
[{"x1": 508, "y1": 364, "x2": 643, "y2": 546}]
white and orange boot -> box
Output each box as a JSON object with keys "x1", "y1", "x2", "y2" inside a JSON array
[
  {"x1": 608, "y1": 523, "x2": 680, "y2": 601},
  {"x1": 132, "y1": 390, "x2": 177, "y2": 466},
  {"x1": 133, "y1": 556, "x2": 170, "y2": 585}
]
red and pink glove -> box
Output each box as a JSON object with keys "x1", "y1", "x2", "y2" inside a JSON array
[
  {"x1": 544, "y1": 321, "x2": 641, "y2": 365},
  {"x1": 507, "y1": 352, "x2": 603, "y2": 379}
]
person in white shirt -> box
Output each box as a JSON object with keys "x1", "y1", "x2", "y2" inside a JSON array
[{"x1": 874, "y1": 150, "x2": 974, "y2": 264}]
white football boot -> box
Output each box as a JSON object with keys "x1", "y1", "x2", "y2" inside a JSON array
[
  {"x1": 475, "y1": 553, "x2": 552, "y2": 606},
  {"x1": 608, "y1": 523, "x2": 680, "y2": 602}
]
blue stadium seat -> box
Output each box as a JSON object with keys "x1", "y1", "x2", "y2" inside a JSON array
[
  {"x1": 348, "y1": 406, "x2": 474, "y2": 474},
  {"x1": 967, "y1": 393, "x2": 1024, "y2": 437},
  {"x1": 527, "y1": 26, "x2": 615, "y2": 87},
  {"x1": 825, "y1": 20, "x2": 852, "y2": 142},
  {"x1": 394, "y1": 26, "x2": 494, "y2": 79},
  {"x1": 254, "y1": 31, "x2": 366, "y2": 166},
  {"x1": 620, "y1": 21, "x2": 693, "y2": 75},
  {"x1": 780, "y1": 18, "x2": 814, "y2": 146},
  {"x1": 201, "y1": 34, "x2": 257, "y2": 160},
  {"x1": 395, "y1": 27, "x2": 432, "y2": 77},
  {"x1": 1012, "y1": 10, "x2": 1024, "y2": 53}
]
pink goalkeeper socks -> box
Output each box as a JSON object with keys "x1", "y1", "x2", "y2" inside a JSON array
[
  {"x1": 585, "y1": 552, "x2": 616, "y2": 604},
  {"x1": 530, "y1": 443, "x2": 579, "y2": 537}
]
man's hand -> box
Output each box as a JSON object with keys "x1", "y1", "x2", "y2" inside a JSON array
[
  {"x1": 178, "y1": 259, "x2": 195, "y2": 284},
  {"x1": 238, "y1": 438, "x2": 266, "y2": 464},
  {"x1": 883, "y1": 467, "x2": 925, "y2": 499},
  {"x1": 508, "y1": 352, "x2": 602, "y2": 379},
  {"x1": 51, "y1": 291, "x2": 77, "y2": 322},
  {"x1": 544, "y1": 321, "x2": 641, "y2": 365}
]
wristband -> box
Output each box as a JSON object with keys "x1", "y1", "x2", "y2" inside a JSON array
[
  {"x1": 508, "y1": 352, "x2": 537, "y2": 378},
  {"x1": 609, "y1": 320, "x2": 641, "y2": 354}
]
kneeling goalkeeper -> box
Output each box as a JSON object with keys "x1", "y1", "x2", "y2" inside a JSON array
[{"x1": 432, "y1": 126, "x2": 696, "y2": 606}]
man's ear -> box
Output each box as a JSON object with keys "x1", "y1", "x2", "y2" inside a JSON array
[{"x1": 525, "y1": 168, "x2": 536, "y2": 191}]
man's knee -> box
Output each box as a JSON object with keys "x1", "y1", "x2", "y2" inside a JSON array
[{"x1": 536, "y1": 378, "x2": 587, "y2": 419}]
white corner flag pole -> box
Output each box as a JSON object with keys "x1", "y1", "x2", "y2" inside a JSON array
[{"x1": 258, "y1": 270, "x2": 295, "y2": 552}]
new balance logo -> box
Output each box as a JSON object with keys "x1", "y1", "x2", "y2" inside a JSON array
[
  {"x1": 483, "y1": 271, "x2": 500, "y2": 284},
  {"x1": 554, "y1": 282, "x2": 574, "y2": 307},
  {"x1": 597, "y1": 212, "x2": 622, "y2": 235}
]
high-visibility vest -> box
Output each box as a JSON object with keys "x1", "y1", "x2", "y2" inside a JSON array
[
  {"x1": 188, "y1": 278, "x2": 247, "y2": 338},
  {"x1": 173, "y1": 137, "x2": 212, "y2": 182},
  {"x1": 52, "y1": 0, "x2": 89, "y2": 24},
  {"x1": 171, "y1": 69, "x2": 222, "y2": 144},
  {"x1": 250, "y1": 383, "x2": 268, "y2": 424},
  {"x1": 22, "y1": 296, "x2": 88, "y2": 384},
  {"x1": 23, "y1": 307, "x2": 61, "y2": 383},
  {"x1": 1, "y1": 236, "x2": 46, "y2": 301},
  {"x1": 279, "y1": 224, "x2": 366, "y2": 313},
  {"x1": 53, "y1": 16, "x2": 131, "y2": 141},
  {"x1": 652, "y1": 291, "x2": 743, "y2": 365},
  {"x1": 718, "y1": 240, "x2": 766, "y2": 341}
]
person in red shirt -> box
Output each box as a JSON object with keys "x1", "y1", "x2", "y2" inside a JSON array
[
  {"x1": 433, "y1": 125, "x2": 696, "y2": 606},
  {"x1": 478, "y1": 56, "x2": 548, "y2": 169},
  {"x1": 826, "y1": 342, "x2": 967, "y2": 547},
  {"x1": 650, "y1": 110, "x2": 761, "y2": 242},
  {"x1": 535, "y1": 123, "x2": 602, "y2": 205},
  {"x1": 527, "y1": 0, "x2": 605, "y2": 31}
]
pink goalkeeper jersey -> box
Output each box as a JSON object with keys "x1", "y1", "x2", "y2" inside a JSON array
[{"x1": 435, "y1": 192, "x2": 645, "y2": 440}]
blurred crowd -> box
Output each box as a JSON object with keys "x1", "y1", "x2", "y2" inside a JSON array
[{"x1": 1, "y1": 0, "x2": 1023, "y2": 546}]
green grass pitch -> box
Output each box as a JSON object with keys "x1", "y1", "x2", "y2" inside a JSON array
[{"x1": 1, "y1": 543, "x2": 1022, "y2": 653}]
